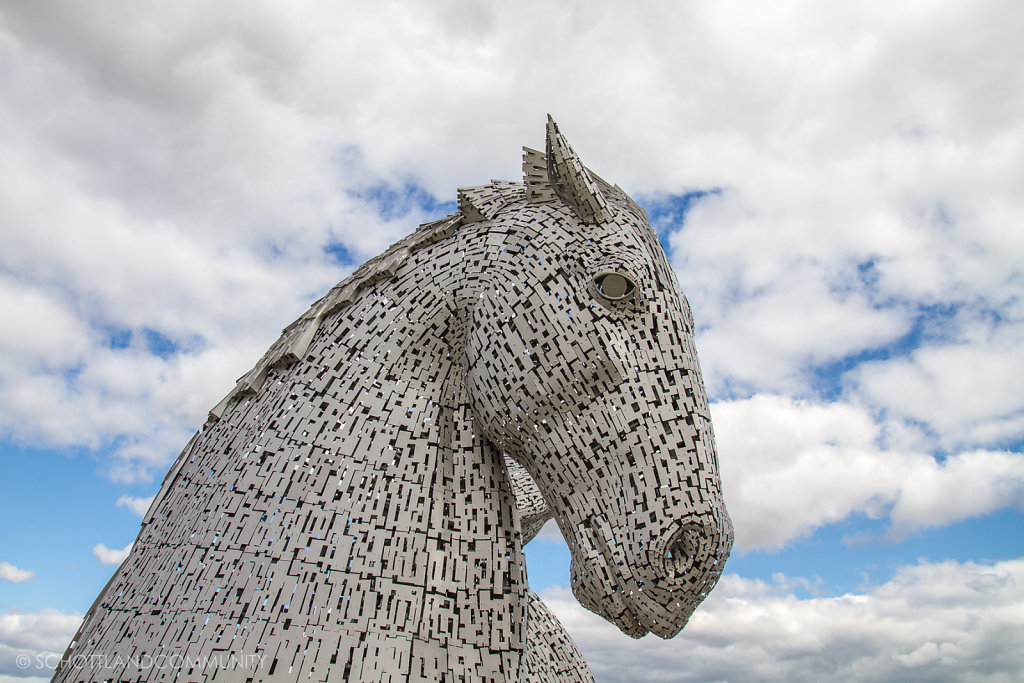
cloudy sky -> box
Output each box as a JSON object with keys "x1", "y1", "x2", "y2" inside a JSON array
[{"x1": 1, "y1": 1, "x2": 1022, "y2": 681}]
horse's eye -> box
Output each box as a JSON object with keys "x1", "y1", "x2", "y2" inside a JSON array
[{"x1": 594, "y1": 272, "x2": 636, "y2": 301}]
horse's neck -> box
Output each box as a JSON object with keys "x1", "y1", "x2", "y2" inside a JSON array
[
  {"x1": 121, "y1": 229, "x2": 526, "y2": 679},
  {"x1": 55, "y1": 224, "x2": 541, "y2": 682},
  {"x1": 303, "y1": 257, "x2": 525, "y2": 672},
  {"x1": 231, "y1": 238, "x2": 524, "y2": 671}
]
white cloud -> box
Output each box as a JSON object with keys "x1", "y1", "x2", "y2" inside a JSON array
[
  {"x1": 656, "y1": 1, "x2": 1023, "y2": 403},
  {"x1": 115, "y1": 495, "x2": 155, "y2": 517},
  {"x1": 850, "y1": 320, "x2": 1024, "y2": 449},
  {"x1": 532, "y1": 519, "x2": 564, "y2": 544},
  {"x1": 542, "y1": 557, "x2": 1024, "y2": 682},
  {"x1": 0, "y1": 0, "x2": 1020, "y2": 494},
  {"x1": 0, "y1": 563, "x2": 34, "y2": 585},
  {"x1": 0, "y1": 276, "x2": 91, "y2": 372},
  {"x1": 680, "y1": 256, "x2": 910, "y2": 395},
  {"x1": 0, "y1": 608, "x2": 80, "y2": 679},
  {"x1": 887, "y1": 450, "x2": 1024, "y2": 536},
  {"x1": 92, "y1": 543, "x2": 132, "y2": 566},
  {"x1": 712, "y1": 395, "x2": 1024, "y2": 550},
  {"x1": 668, "y1": 150, "x2": 1023, "y2": 400}
]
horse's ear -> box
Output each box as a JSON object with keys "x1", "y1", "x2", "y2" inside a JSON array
[
  {"x1": 523, "y1": 146, "x2": 557, "y2": 204},
  {"x1": 544, "y1": 115, "x2": 612, "y2": 224}
]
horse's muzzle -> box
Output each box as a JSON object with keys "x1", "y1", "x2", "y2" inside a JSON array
[
  {"x1": 644, "y1": 515, "x2": 730, "y2": 638},
  {"x1": 569, "y1": 509, "x2": 731, "y2": 640}
]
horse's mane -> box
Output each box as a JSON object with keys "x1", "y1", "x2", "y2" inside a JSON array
[{"x1": 207, "y1": 180, "x2": 528, "y2": 420}]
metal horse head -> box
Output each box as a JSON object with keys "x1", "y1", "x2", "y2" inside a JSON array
[
  {"x1": 464, "y1": 116, "x2": 733, "y2": 638},
  {"x1": 54, "y1": 118, "x2": 731, "y2": 682}
]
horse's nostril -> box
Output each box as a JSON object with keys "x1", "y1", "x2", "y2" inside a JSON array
[{"x1": 664, "y1": 525, "x2": 701, "y2": 578}]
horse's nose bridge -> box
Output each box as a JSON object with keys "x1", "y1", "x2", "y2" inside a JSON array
[{"x1": 590, "y1": 327, "x2": 631, "y2": 379}]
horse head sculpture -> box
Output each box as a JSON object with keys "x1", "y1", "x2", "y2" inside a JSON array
[
  {"x1": 54, "y1": 118, "x2": 731, "y2": 682},
  {"x1": 465, "y1": 116, "x2": 732, "y2": 640}
]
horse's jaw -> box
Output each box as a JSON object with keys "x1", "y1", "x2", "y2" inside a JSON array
[{"x1": 567, "y1": 521, "x2": 655, "y2": 639}]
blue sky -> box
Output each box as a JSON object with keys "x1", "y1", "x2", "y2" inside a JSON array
[{"x1": 1, "y1": 2, "x2": 1023, "y2": 682}]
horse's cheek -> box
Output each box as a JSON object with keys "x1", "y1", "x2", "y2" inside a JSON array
[{"x1": 461, "y1": 303, "x2": 522, "y2": 446}]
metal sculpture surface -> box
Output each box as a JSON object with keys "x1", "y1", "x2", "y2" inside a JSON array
[{"x1": 54, "y1": 118, "x2": 732, "y2": 682}]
